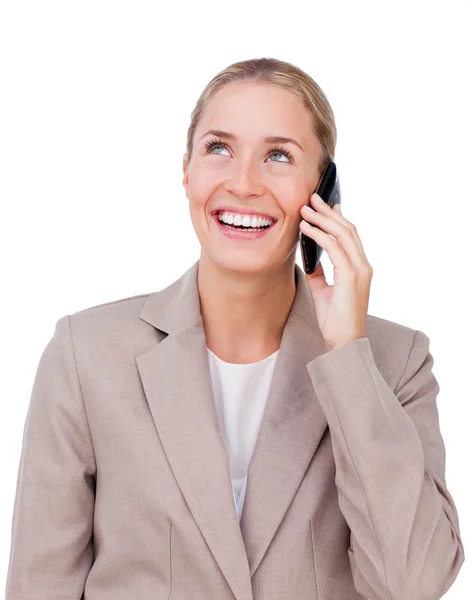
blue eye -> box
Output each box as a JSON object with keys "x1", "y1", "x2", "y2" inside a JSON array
[
  {"x1": 205, "y1": 140, "x2": 229, "y2": 155},
  {"x1": 267, "y1": 148, "x2": 293, "y2": 162},
  {"x1": 203, "y1": 137, "x2": 295, "y2": 163}
]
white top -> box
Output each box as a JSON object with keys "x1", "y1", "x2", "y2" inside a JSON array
[{"x1": 206, "y1": 347, "x2": 279, "y2": 522}]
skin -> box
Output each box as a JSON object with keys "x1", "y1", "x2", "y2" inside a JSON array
[{"x1": 182, "y1": 81, "x2": 324, "y2": 364}]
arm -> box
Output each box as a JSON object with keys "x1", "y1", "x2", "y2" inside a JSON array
[
  {"x1": 5, "y1": 315, "x2": 96, "y2": 600},
  {"x1": 306, "y1": 332, "x2": 465, "y2": 600}
]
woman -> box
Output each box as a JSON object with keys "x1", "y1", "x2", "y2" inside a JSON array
[{"x1": 6, "y1": 57, "x2": 465, "y2": 600}]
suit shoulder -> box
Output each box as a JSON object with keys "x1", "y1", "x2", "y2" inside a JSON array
[
  {"x1": 365, "y1": 312, "x2": 424, "y2": 359},
  {"x1": 66, "y1": 292, "x2": 151, "y2": 328},
  {"x1": 73, "y1": 292, "x2": 151, "y2": 314},
  {"x1": 366, "y1": 312, "x2": 419, "y2": 338},
  {"x1": 55, "y1": 293, "x2": 158, "y2": 364}
]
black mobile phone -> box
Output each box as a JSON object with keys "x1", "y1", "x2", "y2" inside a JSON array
[{"x1": 300, "y1": 161, "x2": 341, "y2": 274}]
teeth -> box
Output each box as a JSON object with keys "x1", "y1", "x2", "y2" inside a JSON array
[{"x1": 218, "y1": 211, "x2": 273, "y2": 228}]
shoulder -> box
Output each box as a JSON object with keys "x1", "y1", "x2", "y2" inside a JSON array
[
  {"x1": 74, "y1": 291, "x2": 151, "y2": 315},
  {"x1": 365, "y1": 312, "x2": 430, "y2": 350},
  {"x1": 365, "y1": 313, "x2": 432, "y2": 388},
  {"x1": 69, "y1": 292, "x2": 151, "y2": 324},
  {"x1": 67, "y1": 292, "x2": 152, "y2": 333},
  {"x1": 366, "y1": 312, "x2": 417, "y2": 341},
  {"x1": 54, "y1": 292, "x2": 157, "y2": 360}
]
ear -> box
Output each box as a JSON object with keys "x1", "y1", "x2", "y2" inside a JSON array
[{"x1": 182, "y1": 153, "x2": 189, "y2": 194}]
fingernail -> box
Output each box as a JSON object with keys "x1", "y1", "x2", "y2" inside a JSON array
[{"x1": 313, "y1": 193, "x2": 324, "y2": 204}]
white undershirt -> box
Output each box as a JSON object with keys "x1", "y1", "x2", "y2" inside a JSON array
[{"x1": 207, "y1": 347, "x2": 279, "y2": 522}]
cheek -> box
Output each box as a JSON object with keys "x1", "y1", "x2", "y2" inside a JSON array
[
  {"x1": 190, "y1": 157, "x2": 223, "y2": 179},
  {"x1": 279, "y1": 196, "x2": 306, "y2": 221},
  {"x1": 276, "y1": 179, "x2": 309, "y2": 213},
  {"x1": 187, "y1": 172, "x2": 218, "y2": 204}
]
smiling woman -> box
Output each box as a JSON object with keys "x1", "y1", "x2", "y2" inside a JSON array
[
  {"x1": 5, "y1": 56, "x2": 464, "y2": 600},
  {"x1": 181, "y1": 58, "x2": 339, "y2": 367}
]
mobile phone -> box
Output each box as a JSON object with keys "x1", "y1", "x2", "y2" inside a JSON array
[{"x1": 299, "y1": 161, "x2": 341, "y2": 274}]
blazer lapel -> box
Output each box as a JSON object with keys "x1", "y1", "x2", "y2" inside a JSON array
[{"x1": 136, "y1": 259, "x2": 330, "y2": 596}]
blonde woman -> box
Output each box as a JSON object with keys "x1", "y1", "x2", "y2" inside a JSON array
[{"x1": 6, "y1": 57, "x2": 465, "y2": 600}]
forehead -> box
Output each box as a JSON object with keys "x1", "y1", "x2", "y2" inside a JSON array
[{"x1": 198, "y1": 82, "x2": 313, "y2": 140}]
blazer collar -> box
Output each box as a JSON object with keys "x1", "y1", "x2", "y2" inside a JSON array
[
  {"x1": 137, "y1": 259, "x2": 330, "y2": 600},
  {"x1": 139, "y1": 259, "x2": 326, "y2": 341}
]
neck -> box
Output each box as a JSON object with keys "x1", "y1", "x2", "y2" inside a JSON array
[{"x1": 197, "y1": 251, "x2": 297, "y2": 364}]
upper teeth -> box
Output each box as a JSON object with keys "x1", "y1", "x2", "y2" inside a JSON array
[{"x1": 218, "y1": 212, "x2": 273, "y2": 227}]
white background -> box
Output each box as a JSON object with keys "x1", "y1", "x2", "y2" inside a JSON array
[{"x1": 1, "y1": 1, "x2": 470, "y2": 596}]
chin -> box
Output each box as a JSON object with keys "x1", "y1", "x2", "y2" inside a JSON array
[
  {"x1": 196, "y1": 222, "x2": 299, "y2": 275},
  {"x1": 202, "y1": 249, "x2": 283, "y2": 276}
]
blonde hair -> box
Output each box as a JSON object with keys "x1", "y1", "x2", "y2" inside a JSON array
[{"x1": 186, "y1": 57, "x2": 337, "y2": 174}]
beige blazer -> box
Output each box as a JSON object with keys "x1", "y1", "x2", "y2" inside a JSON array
[{"x1": 6, "y1": 260, "x2": 465, "y2": 600}]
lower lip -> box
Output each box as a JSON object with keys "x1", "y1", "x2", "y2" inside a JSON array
[{"x1": 211, "y1": 213, "x2": 276, "y2": 240}]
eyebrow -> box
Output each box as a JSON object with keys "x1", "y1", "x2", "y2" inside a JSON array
[{"x1": 199, "y1": 129, "x2": 304, "y2": 151}]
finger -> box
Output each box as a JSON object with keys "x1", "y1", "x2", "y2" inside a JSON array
[
  {"x1": 307, "y1": 199, "x2": 371, "y2": 267},
  {"x1": 300, "y1": 207, "x2": 367, "y2": 273},
  {"x1": 299, "y1": 219, "x2": 352, "y2": 273}
]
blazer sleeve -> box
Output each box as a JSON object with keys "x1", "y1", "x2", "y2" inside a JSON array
[
  {"x1": 5, "y1": 315, "x2": 96, "y2": 600},
  {"x1": 306, "y1": 331, "x2": 465, "y2": 600}
]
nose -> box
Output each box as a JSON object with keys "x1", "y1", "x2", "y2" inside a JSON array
[{"x1": 225, "y1": 162, "x2": 265, "y2": 197}]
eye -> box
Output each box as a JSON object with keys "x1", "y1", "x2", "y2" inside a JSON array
[
  {"x1": 203, "y1": 137, "x2": 295, "y2": 163},
  {"x1": 204, "y1": 138, "x2": 230, "y2": 156},
  {"x1": 267, "y1": 146, "x2": 294, "y2": 163}
]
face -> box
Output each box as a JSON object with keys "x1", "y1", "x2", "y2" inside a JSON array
[{"x1": 182, "y1": 82, "x2": 323, "y2": 275}]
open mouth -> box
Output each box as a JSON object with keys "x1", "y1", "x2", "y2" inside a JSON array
[
  {"x1": 213, "y1": 211, "x2": 276, "y2": 229},
  {"x1": 211, "y1": 212, "x2": 277, "y2": 238}
]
